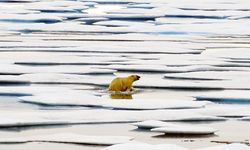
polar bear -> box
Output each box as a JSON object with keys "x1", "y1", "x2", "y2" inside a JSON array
[{"x1": 108, "y1": 75, "x2": 140, "y2": 92}]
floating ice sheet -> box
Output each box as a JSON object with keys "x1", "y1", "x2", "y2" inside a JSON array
[
  {"x1": 151, "y1": 125, "x2": 217, "y2": 135},
  {"x1": 100, "y1": 99, "x2": 208, "y2": 110},
  {"x1": 0, "y1": 64, "x2": 116, "y2": 75},
  {"x1": 0, "y1": 73, "x2": 244, "y2": 90},
  {"x1": 0, "y1": 72, "x2": 249, "y2": 90},
  {"x1": 0, "y1": 109, "x2": 226, "y2": 127},
  {"x1": 76, "y1": 17, "x2": 109, "y2": 24},
  {"x1": 0, "y1": 75, "x2": 30, "y2": 85},
  {"x1": 0, "y1": 85, "x2": 94, "y2": 97},
  {"x1": 0, "y1": 14, "x2": 63, "y2": 24},
  {"x1": 198, "y1": 143, "x2": 250, "y2": 150},
  {"x1": 0, "y1": 133, "x2": 133, "y2": 145},
  {"x1": 163, "y1": 65, "x2": 244, "y2": 73},
  {"x1": 194, "y1": 90, "x2": 250, "y2": 104},
  {"x1": 132, "y1": 120, "x2": 218, "y2": 135},
  {"x1": 202, "y1": 48, "x2": 250, "y2": 60},
  {"x1": 102, "y1": 65, "x2": 174, "y2": 73},
  {"x1": 19, "y1": 92, "x2": 103, "y2": 107},
  {"x1": 103, "y1": 143, "x2": 250, "y2": 150},
  {"x1": 164, "y1": 71, "x2": 250, "y2": 81},
  {"x1": 19, "y1": 94, "x2": 208, "y2": 110},
  {"x1": 241, "y1": 117, "x2": 250, "y2": 121},
  {"x1": 0, "y1": 52, "x2": 129, "y2": 65},
  {"x1": 191, "y1": 104, "x2": 250, "y2": 118},
  {"x1": 103, "y1": 143, "x2": 188, "y2": 150},
  {"x1": 132, "y1": 120, "x2": 177, "y2": 129}
]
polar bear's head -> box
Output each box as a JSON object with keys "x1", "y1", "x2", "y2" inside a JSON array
[{"x1": 129, "y1": 75, "x2": 140, "y2": 81}]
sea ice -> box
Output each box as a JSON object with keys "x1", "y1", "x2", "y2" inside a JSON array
[
  {"x1": 132, "y1": 120, "x2": 218, "y2": 135},
  {"x1": 19, "y1": 93, "x2": 208, "y2": 110},
  {"x1": 191, "y1": 104, "x2": 250, "y2": 118},
  {"x1": 103, "y1": 143, "x2": 250, "y2": 150},
  {"x1": 0, "y1": 133, "x2": 133, "y2": 145},
  {"x1": 151, "y1": 125, "x2": 217, "y2": 135},
  {"x1": 194, "y1": 90, "x2": 250, "y2": 104},
  {"x1": 0, "y1": 109, "x2": 225, "y2": 127},
  {"x1": 103, "y1": 142, "x2": 188, "y2": 150}
]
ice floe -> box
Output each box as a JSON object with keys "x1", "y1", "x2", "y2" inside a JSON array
[
  {"x1": 103, "y1": 143, "x2": 250, "y2": 150},
  {"x1": 0, "y1": 73, "x2": 244, "y2": 90},
  {"x1": 151, "y1": 125, "x2": 217, "y2": 135},
  {"x1": 18, "y1": 92, "x2": 103, "y2": 107},
  {"x1": 0, "y1": 133, "x2": 133, "y2": 145},
  {"x1": 132, "y1": 120, "x2": 173, "y2": 129},
  {"x1": 0, "y1": 75, "x2": 30, "y2": 85},
  {"x1": 76, "y1": 17, "x2": 109, "y2": 25},
  {"x1": 151, "y1": 126, "x2": 217, "y2": 135},
  {"x1": 202, "y1": 48, "x2": 250, "y2": 60},
  {"x1": 0, "y1": 14, "x2": 63, "y2": 24},
  {"x1": 241, "y1": 117, "x2": 250, "y2": 121},
  {"x1": 194, "y1": 90, "x2": 250, "y2": 104},
  {"x1": 132, "y1": 120, "x2": 218, "y2": 135},
  {"x1": 19, "y1": 93, "x2": 208, "y2": 110},
  {"x1": 0, "y1": 64, "x2": 116, "y2": 75},
  {"x1": 103, "y1": 143, "x2": 188, "y2": 150},
  {"x1": 0, "y1": 109, "x2": 225, "y2": 127},
  {"x1": 164, "y1": 71, "x2": 250, "y2": 81},
  {"x1": 100, "y1": 99, "x2": 208, "y2": 110},
  {"x1": 191, "y1": 104, "x2": 250, "y2": 118},
  {"x1": 0, "y1": 69, "x2": 249, "y2": 90},
  {"x1": 0, "y1": 85, "x2": 93, "y2": 97},
  {"x1": 198, "y1": 143, "x2": 250, "y2": 150},
  {"x1": 0, "y1": 52, "x2": 128, "y2": 65}
]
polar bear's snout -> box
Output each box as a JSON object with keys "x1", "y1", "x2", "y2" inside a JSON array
[{"x1": 135, "y1": 75, "x2": 140, "y2": 80}]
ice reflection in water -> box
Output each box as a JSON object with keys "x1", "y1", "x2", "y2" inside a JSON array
[{"x1": 110, "y1": 93, "x2": 133, "y2": 100}]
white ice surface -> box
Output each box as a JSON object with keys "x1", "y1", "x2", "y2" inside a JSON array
[
  {"x1": 132, "y1": 120, "x2": 179, "y2": 129},
  {"x1": 103, "y1": 143, "x2": 250, "y2": 150},
  {"x1": 1, "y1": 73, "x2": 249, "y2": 90},
  {"x1": 164, "y1": 71, "x2": 250, "y2": 80},
  {"x1": 151, "y1": 125, "x2": 217, "y2": 135},
  {"x1": 103, "y1": 142, "x2": 188, "y2": 150},
  {"x1": 100, "y1": 99, "x2": 208, "y2": 110},
  {"x1": 194, "y1": 90, "x2": 250, "y2": 103},
  {"x1": 240, "y1": 117, "x2": 250, "y2": 121},
  {"x1": 199, "y1": 143, "x2": 250, "y2": 150},
  {"x1": 132, "y1": 120, "x2": 218, "y2": 134},
  {"x1": 19, "y1": 92, "x2": 104, "y2": 107},
  {"x1": 190, "y1": 104, "x2": 250, "y2": 118},
  {"x1": 0, "y1": 109, "x2": 225, "y2": 127},
  {"x1": 0, "y1": 75, "x2": 30, "y2": 84},
  {"x1": 19, "y1": 93, "x2": 208, "y2": 109},
  {"x1": 202, "y1": 48, "x2": 250, "y2": 60},
  {"x1": 0, "y1": 133, "x2": 133, "y2": 145},
  {"x1": 0, "y1": 14, "x2": 63, "y2": 23},
  {"x1": 0, "y1": 64, "x2": 116, "y2": 75},
  {"x1": 0, "y1": 85, "x2": 94, "y2": 96}
]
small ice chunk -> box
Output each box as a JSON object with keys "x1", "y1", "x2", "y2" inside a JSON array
[
  {"x1": 151, "y1": 125, "x2": 218, "y2": 135},
  {"x1": 132, "y1": 120, "x2": 181, "y2": 129},
  {"x1": 132, "y1": 120, "x2": 218, "y2": 135}
]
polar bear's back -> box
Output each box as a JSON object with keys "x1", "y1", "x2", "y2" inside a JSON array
[{"x1": 108, "y1": 77, "x2": 133, "y2": 91}]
